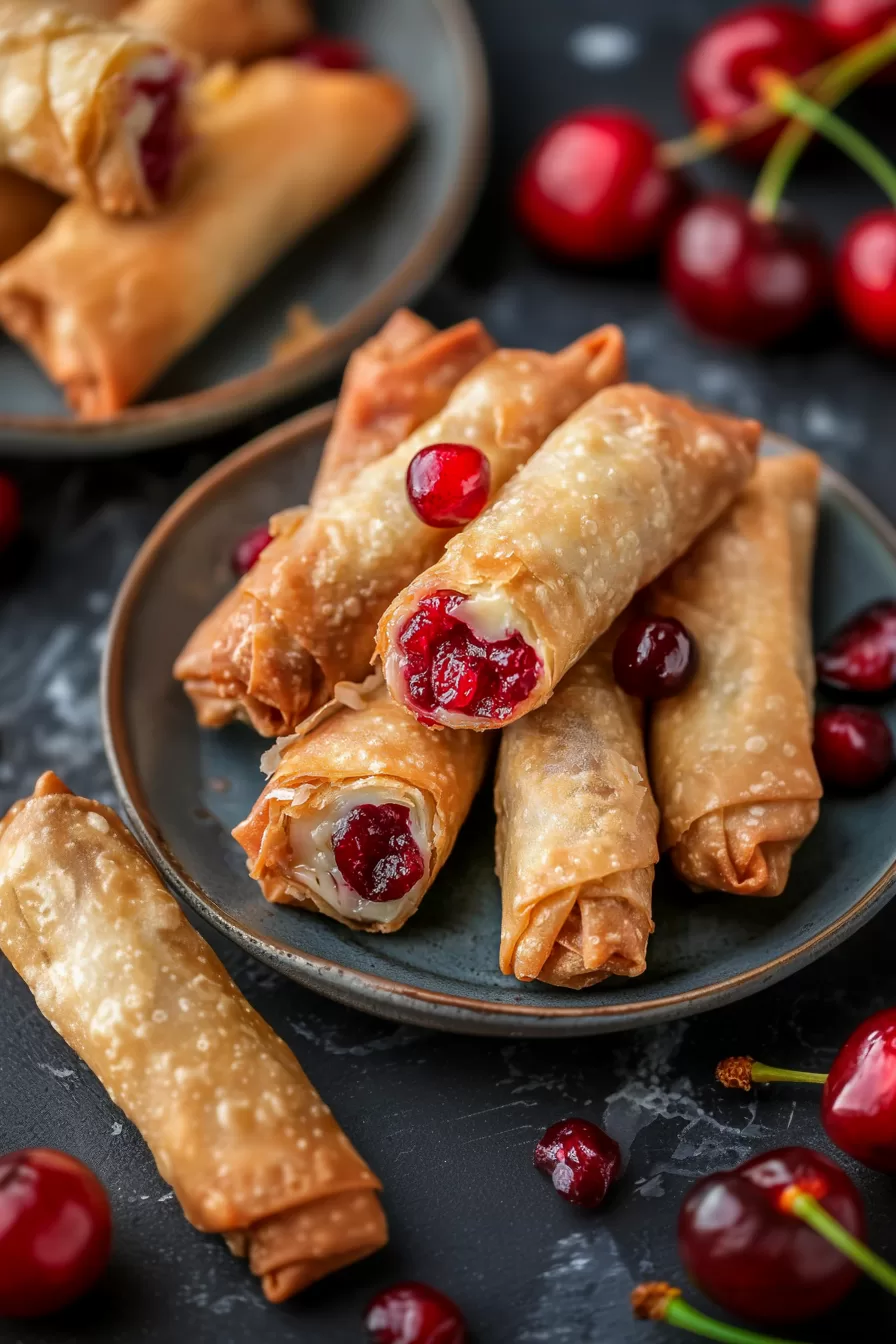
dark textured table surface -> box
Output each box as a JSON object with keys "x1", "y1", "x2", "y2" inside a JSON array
[{"x1": 2, "y1": 2, "x2": 896, "y2": 1341}]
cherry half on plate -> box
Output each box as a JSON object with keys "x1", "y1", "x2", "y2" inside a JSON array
[
  {"x1": 0, "y1": 1149, "x2": 112, "y2": 1318},
  {"x1": 813, "y1": 705, "x2": 894, "y2": 789},
  {"x1": 365, "y1": 1282, "x2": 467, "y2": 1344},
  {"x1": 816, "y1": 599, "x2": 896, "y2": 694}
]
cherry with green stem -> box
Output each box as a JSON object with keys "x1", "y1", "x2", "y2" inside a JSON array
[{"x1": 632, "y1": 1282, "x2": 812, "y2": 1344}]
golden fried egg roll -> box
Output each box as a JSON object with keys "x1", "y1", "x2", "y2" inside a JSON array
[
  {"x1": 0, "y1": 167, "x2": 57, "y2": 262},
  {"x1": 121, "y1": 0, "x2": 313, "y2": 62}
]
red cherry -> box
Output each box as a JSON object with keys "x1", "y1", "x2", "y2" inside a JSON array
[
  {"x1": 533, "y1": 1118, "x2": 621, "y2": 1208},
  {"x1": 823, "y1": 1009, "x2": 896, "y2": 1172},
  {"x1": 515, "y1": 111, "x2": 687, "y2": 263},
  {"x1": 836, "y1": 209, "x2": 896, "y2": 353},
  {"x1": 814, "y1": 705, "x2": 893, "y2": 789},
  {"x1": 406, "y1": 445, "x2": 491, "y2": 528},
  {"x1": 816, "y1": 600, "x2": 896, "y2": 694},
  {"x1": 682, "y1": 4, "x2": 829, "y2": 162},
  {"x1": 331, "y1": 803, "x2": 425, "y2": 903},
  {"x1": 132, "y1": 64, "x2": 187, "y2": 202},
  {"x1": 665, "y1": 194, "x2": 829, "y2": 345},
  {"x1": 231, "y1": 523, "x2": 272, "y2": 577},
  {"x1": 678, "y1": 1146, "x2": 864, "y2": 1323},
  {"x1": 365, "y1": 1282, "x2": 467, "y2": 1344},
  {"x1": 813, "y1": 0, "x2": 896, "y2": 53},
  {"x1": 291, "y1": 34, "x2": 367, "y2": 70},
  {"x1": 0, "y1": 1149, "x2": 112, "y2": 1318},
  {"x1": 612, "y1": 616, "x2": 697, "y2": 699},
  {"x1": 0, "y1": 474, "x2": 20, "y2": 552}
]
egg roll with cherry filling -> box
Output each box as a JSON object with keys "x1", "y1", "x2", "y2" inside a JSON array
[
  {"x1": 650, "y1": 452, "x2": 822, "y2": 897},
  {"x1": 0, "y1": 1, "x2": 190, "y2": 216},
  {"x1": 121, "y1": 0, "x2": 312, "y2": 62},
  {"x1": 0, "y1": 60, "x2": 412, "y2": 418},
  {"x1": 495, "y1": 631, "x2": 658, "y2": 989},
  {"x1": 0, "y1": 168, "x2": 58, "y2": 264},
  {"x1": 175, "y1": 325, "x2": 626, "y2": 736},
  {"x1": 0, "y1": 771, "x2": 386, "y2": 1301},
  {"x1": 233, "y1": 686, "x2": 490, "y2": 931},
  {"x1": 176, "y1": 311, "x2": 495, "y2": 733},
  {"x1": 377, "y1": 386, "x2": 760, "y2": 731}
]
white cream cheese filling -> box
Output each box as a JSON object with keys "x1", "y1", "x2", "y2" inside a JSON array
[{"x1": 284, "y1": 779, "x2": 433, "y2": 924}]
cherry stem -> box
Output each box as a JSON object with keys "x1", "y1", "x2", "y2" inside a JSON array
[
  {"x1": 757, "y1": 72, "x2": 896, "y2": 209},
  {"x1": 751, "y1": 21, "x2": 896, "y2": 219},
  {"x1": 780, "y1": 1187, "x2": 896, "y2": 1299},
  {"x1": 631, "y1": 1283, "x2": 810, "y2": 1344},
  {"x1": 716, "y1": 1056, "x2": 828, "y2": 1090}
]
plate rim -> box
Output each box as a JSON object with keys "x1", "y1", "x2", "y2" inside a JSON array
[
  {"x1": 0, "y1": 0, "x2": 489, "y2": 454},
  {"x1": 102, "y1": 410, "x2": 896, "y2": 1036}
]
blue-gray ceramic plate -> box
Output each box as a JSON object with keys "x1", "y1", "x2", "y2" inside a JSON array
[
  {"x1": 102, "y1": 406, "x2": 896, "y2": 1036},
  {"x1": 0, "y1": 0, "x2": 486, "y2": 454}
]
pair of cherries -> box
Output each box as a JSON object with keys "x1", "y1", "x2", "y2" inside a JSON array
[{"x1": 814, "y1": 599, "x2": 896, "y2": 789}]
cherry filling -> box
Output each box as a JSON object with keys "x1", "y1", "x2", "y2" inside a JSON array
[
  {"x1": 331, "y1": 803, "x2": 424, "y2": 904},
  {"x1": 131, "y1": 66, "x2": 187, "y2": 201},
  {"x1": 397, "y1": 591, "x2": 542, "y2": 722}
]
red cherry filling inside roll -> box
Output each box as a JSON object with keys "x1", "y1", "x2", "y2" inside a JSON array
[
  {"x1": 397, "y1": 590, "x2": 543, "y2": 723},
  {"x1": 331, "y1": 803, "x2": 425, "y2": 903},
  {"x1": 127, "y1": 59, "x2": 189, "y2": 201}
]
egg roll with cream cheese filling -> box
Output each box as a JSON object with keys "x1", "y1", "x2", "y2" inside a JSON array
[
  {"x1": 0, "y1": 771, "x2": 386, "y2": 1301},
  {"x1": 0, "y1": 60, "x2": 412, "y2": 417},
  {"x1": 650, "y1": 451, "x2": 822, "y2": 897},
  {"x1": 233, "y1": 686, "x2": 490, "y2": 931},
  {"x1": 377, "y1": 386, "x2": 760, "y2": 731},
  {"x1": 175, "y1": 325, "x2": 627, "y2": 736},
  {"x1": 495, "y1": 630, "x2": 658, "y2": 989},
  {"x1": 120, "y1": 0, "x2": 312, "y2": 62}
]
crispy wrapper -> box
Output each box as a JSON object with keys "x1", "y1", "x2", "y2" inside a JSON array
[
  {"x1": 378, "y1": 385, "x2": 760, "y2": 730},
  {"x1": 234, "y1": 686, "x2": 490, "y2": 931},
  {"x1": 0, "y1": 61, "x2": 412, "y2": 417},
  {"x1": 0, "y1": 771, "x2": 386, "y2": 1301},
  {"x1": 121, "y1": 0, "x2": 312, "y2": 61},
  {"x1": 0, "y1": 1, "x2": 189, "y2": 215},
  {"x1": 175, "y1": 311, "x2": 495, "y2": 733},
  {"x1": 650, "y1": 452, "x2": 822, "y2": 897},
  {"x1": 495, "y1": 632, "x2": 658, "y2": 989},
  {"x1": 0, "y1": 167, "x2": 57, "y2": 263},
  {"x1": 176, "y1": 326, "x2": 626, "y2": 736}
]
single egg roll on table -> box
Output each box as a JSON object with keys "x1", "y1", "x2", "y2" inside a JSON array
[
  {"x1": 120, "y1": 0, "x2": 313, "y2": 62},
  {"x1": 377, "y1": 385, "x2": 760, "y2": 731},
  {"x1": 0, "y1": 167, "x2": 58, "y2": 263},
  {"x1": 0, "y1": 771, "x2": 386, "y2": 1301},
  {"x1": 0, "y1": 59, "x2": 412, "y2": 417},
  {"x1": 650, "y1": 451, "x2": 822, "y2": 897},
  {"x1": 0, "y1": 1, "x2": 189, "y2": 215},
  {"x1": 495, "y1": 630, "x2": 658, "y2": 989},
  {"x1": 176, "y1": 310, "x2": 496, "y2": 734},
  {"x1": 234, "y1": 686, "x2": 490, "y2": 931},
  {"x1": 174, "y1": 325, "x2": 626, "y2": 736}
]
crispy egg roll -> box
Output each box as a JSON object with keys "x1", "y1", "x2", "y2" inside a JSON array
[
  {"x1": 650, "y1": 452, "x2": 822, "y2": 897},
  {"x1": 377, "y1": 386, "x2": 760, "y2": 731},
  {"x1": 175, "y1": 326, "x2": 626, "y2": 736},
  {"x1": 0, "y1": 167, "x2": 57, "y2": 263},
  {"x1": 0, "y1": 771, "x2": 386, "y2": 1301},
  {"x1": 121, "y1": 0, "x2": 312, "y2": 62},
  {"x1": 176, "y1": 311, "x2": 496, "y2": 733},
  {"x1": 495, "y1": 631, "x2": 658, "y2": 989},
  {"x1": 0, "y1": 60, "x2": 412, "y2": 417},
  {"x1": 0, "y1": 1, "x2": 189, "y2": 215},
  {"x1": 233, "y1": 687, "x2": 490, "y2": 931}
]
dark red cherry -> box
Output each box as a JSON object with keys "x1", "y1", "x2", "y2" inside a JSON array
[
  {"x1": 813, "y1": 0, "x2": 896, "y2": 55},
  {"x1": 406, "y1": 445, "x2": 491, "y2": 528},
  {"x1": 678, "y1": 1146, "x2": 864, "y2": 1323},
  {"x1": 231, "y1": 523, "x2": 272, "y2": 577},
  {"x1": 0, "y1": 1149, "x2": 112, "y2": 1318},
  {"x1": 0, "y1": 474, "x2": 20, "y2": 552},
  {"x1": 132, "y1": 63, "x2": 187, "y2": 202},
  {"x1": 291, "y1": 34, "x2": 367, "y2": 69},
  {"x1": 665, "y1": 194, "x2": 829, "y2": 344},
  {"x1": 816, "y1": 600, "x2": 896, "y2": 694},
  {"x1": 823, "y1": 1009, "x2": 896, "y2": 1172},
  {"x1": 365, "y1": 1281, "x2": 467, "y2": 1344},
  {"x1": 331, "y1": 802, "x2": 425, "y2": 903},
  {"x1": 534, "y1": 1118, "x2": 621, "y2": 1208},
  {"x1": 813, "y1": 706, "x2": 893, "y2": 789},
  {"x1": 515, "y1": 111, "x2": 686, "y2": 263},
  {"x1": 682, "y1": 4, "x2": 829, "y2": 162},
  {"x1": 612, "y1": 616, "x2": 697, "y2": 699},
  {"x1": 836, "y1": 210, "x2": 896, "y2": 353}
]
